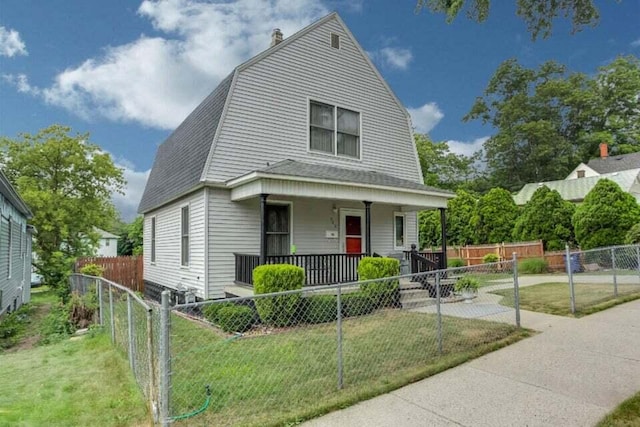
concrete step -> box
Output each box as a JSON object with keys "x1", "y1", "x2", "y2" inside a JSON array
[
  {"x1": 400, "y1": 297, "x2": 436, "y2": 310},
  {"x1": 399, "y1": 280, "x2": 423, "y2": 290},
  {"x1": 399, "y1": 288, "x2": 430, "y2": 301}
]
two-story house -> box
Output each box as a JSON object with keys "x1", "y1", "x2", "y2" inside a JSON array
[
  {"x1": 138, "y1": 12, "x2": 453, "y2": 301},
  {"x1": 0, "y1": 170, "x2": 34, "y2": 315}
]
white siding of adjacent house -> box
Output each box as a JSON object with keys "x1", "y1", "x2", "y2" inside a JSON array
[
  {"x1": 207, "y1": 188, "x2": 420, "y2": 297},
  {"x1": 566, "y1": 163, "x2": 600, "y2": 180},
  {"x1": 205, "y1": 16, "x2": 421, "y2": 185},
  {"x1": 144, "y1": 189, "x2": 206, "y2": 298},
  {"x1": 96, "y1": 238, "x2": 118, "y2": 257}
]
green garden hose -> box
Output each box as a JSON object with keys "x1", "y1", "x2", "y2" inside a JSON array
[{"x1": 169, "y1": 385, "x2": 212, "y2": 421}]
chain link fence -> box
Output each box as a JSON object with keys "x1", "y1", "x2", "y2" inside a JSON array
[
  {"x1": 69, "y1": 274, "x2": 159, "y2": 420},
  {"x1": 161, "y1": 259, "x2": 524, "y2": 426},
  {"x1": 564, "y1": 244, "x2": 640, "y2": 314}
]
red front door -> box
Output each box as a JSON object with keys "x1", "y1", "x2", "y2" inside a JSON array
[{"x1": 345, "y1": 215, "x2": 362, "y2": 254}]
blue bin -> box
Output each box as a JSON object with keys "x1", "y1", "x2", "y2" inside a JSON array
[{"x1": 564, "y1": 253, "x2": 581, "y2": 273}]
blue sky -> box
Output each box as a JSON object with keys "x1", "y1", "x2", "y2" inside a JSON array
[{"x1": 1, "y1": 0, "x2": 639, "y2": 221}]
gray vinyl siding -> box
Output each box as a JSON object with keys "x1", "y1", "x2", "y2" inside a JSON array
[
  {"x1": 207, "y1": 188, "x2": 419, "y2": 297},
  {"x1": 0, "y1": 212, "x2": 29, "y2": 315},
  {"x1": 205, "y1": 16, "x2": 421, "y2": 184},
  {"x1": 144, "y1": 189, "x2": 206, "y2": 298}
]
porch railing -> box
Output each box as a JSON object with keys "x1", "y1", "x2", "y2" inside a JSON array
[
  {"x1": 234, "y1": 253, "x2": 366, "y2": 287},
  {"x1": 403, "y1": 248, "x2": 445, "y2": 272}
]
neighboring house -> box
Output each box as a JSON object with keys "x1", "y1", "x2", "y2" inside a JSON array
[
  {"x1": 138, "y1": 13, "x2": 453, "y2": 300},
  {"x1": 94, "y1": 228, "x2": 119, "y2": 257},
  {"x1": 0, "y1": 170, "x2": 34, "y2": 315},
  {"x1": 515, "y1": 144, "x2": 640, "y2": 205}
]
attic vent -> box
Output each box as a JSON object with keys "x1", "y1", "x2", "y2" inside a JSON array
[{"x1": 330, "y1": 33, "x2": 340, "y2": 49}]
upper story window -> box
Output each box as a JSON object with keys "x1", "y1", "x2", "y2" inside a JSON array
[
  {"x1": 577, "y1": 170, "x2": 585, "y2": 178},
  {"x1": 151, "y1": 217, "x2": 156, "y2": 263},
  {"x1": 309, "y1": 101, "x2": 360, "y2": 159},
  {"x1": 330, "y1": 33, "x2": 340, "y2": 49},
  {"x1": 181, "y1": 207, "x2": 189, "y2": 267}
]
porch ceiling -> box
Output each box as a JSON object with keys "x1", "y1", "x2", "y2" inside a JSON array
[{"x1": 225, "y1": 160, "x2": 453, "y2": 209}]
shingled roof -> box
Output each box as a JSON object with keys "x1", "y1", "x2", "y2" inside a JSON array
[
  {"x1": 137, "y1": 72, "x2": 234, "y2": 213},
  {"x1": 251, "y1": 159, "x2": 453, "y2": 195},
  {"x1": 587, "y1": 152, "x2": 640, "y2": 174}
]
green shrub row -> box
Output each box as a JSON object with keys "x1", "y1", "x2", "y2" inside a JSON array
[
  {"x1": 358, "y1": 257, "x2": 400, "y2": 307},
  {"x1": 518, "y1": 257, "x2": 549, "y2": 274}
]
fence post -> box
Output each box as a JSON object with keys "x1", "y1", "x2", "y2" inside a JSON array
[
  {"x1": 336, "y1": 286, "x2": 343, "y2": 390},
  {"x1": 565, "y1": 245, "x2": 576, "y2": 314},
  {"x1": 512, "y1": 252, "x2": 521, "y2": 328},
  {"x1": 159, "y1": 291, "x2": 171, "y2": 427},
  {"x1": 127, "y1": 294, "x2": 136, "y2": 373},
  {"x1": 611, "y1": 248, "x2": 618, "y2": 297},
  {"x1": 435, "y1": 272, "x2": 443, "y2": 355},
  {"x1": 97, "y1": 279, "x2": 104, "y2": 326},
  {"x1": 146, "y1": 309, "x2": 158, "y2": 423},
  {"x1": 108, "y1": 283, "x2": 116, "y2": 344}
]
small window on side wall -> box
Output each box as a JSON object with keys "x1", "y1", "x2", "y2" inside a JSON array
[
  {"x1": 151, "y1": 217, "x2": 156, "y2": 263},
  {"x1": 181, "y1": 206, "x2": 189, "y2": 266},
  {"x1": 394, "y1": 213, "x2": 406, "y2": 250},
  {"x1": 330, "y1": 33, "x2": 340, "y2": 49},
  {"x1": 577, "y1": 170, "x2": 585, "y2": 178}
]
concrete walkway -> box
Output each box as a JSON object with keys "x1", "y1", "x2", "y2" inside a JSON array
[{"x1": 305, "y1": 299, "x2": 640, "y2": 427}]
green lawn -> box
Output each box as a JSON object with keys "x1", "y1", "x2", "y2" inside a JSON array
[
  {"x1": 1, "y1": 286, "x2": 58, "y2": 352},
  {"x1": 0, "y1": 332, "x2": 150, "y2": 427},
  {"x1": 492, "y1": 282, "x2": 640, "y2": 317},
  {"x1": 168, "y1": 309, "x2": 529, "y2": 426},
  {"x1": 597, "y1": 390, "x2": 640, "y2": 427}
]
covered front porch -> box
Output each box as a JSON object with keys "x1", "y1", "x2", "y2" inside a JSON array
[{"x1": 226, "y1": 160, "x2": 453, "y2": 287}]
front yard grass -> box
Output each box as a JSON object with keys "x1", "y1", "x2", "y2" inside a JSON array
[
  {"x1": 597, "y1": 390, "x2": 640, "y2": 427},
  {"x1": 169, "y1": 309, "x2": 529, "y2": 426},
  {"x1": 492, "y1": 282, "x2": 640, "y2": 317},
  {"x1": 0, "y1": 332, "x2": 150, "y2": 426}
]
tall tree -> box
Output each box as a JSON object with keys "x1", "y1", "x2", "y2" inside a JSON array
[
  {"x1": 117, "y1": 216, "x2": 143, "y2": 256},
  {"x1": 472, "y1": 188, "x2": 519, "y2": 244},
  {"x1": 447, "y1": 189, "x2": 478, "y2": 246},
  {"x1": 572, "y1": 179, "x2": 640, "y2": 250},
  {"x1": 415, "y1": 0, "x2": 604, "y2": 40},
  {"x1": 466, "y1": 56, "x2": 640, "y2": 191},
  {"x1": 0, "y1": 125, "x2": 125, "y2": 288},
  {"x1": 414, "y1": 133, "x2": 480, "y2": 191},
  {"x1": 513, "y1": 186, "x2": 575, "y2": 250}
]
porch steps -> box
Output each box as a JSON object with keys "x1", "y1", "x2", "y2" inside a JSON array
[{"x1": 399, "y1": 288, "x2": 435, "y2": 309}]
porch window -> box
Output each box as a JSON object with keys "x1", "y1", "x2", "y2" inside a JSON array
[
  {"x1": 394, "y1": 213, "x2": 406, "y2": 250},
  {"x1": 266, "y1": 204, "x2": 290, "y2": 256},
  {"x1": 310, "y1": 101, "x2": 360, "y2": 159},
  {"x1": 151, "y1": 217, "x2": 156, "y2": 263},
  {"x1": 181, "y1": 206, "x2": 189, "y2": 266}
]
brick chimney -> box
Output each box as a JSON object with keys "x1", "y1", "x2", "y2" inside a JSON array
[
  {"x1": 271, "y1": 29, "x2": 283, "y2": 47},
  {"x1": 599, "y1": 143, "x2": 608, "y2": 159}
]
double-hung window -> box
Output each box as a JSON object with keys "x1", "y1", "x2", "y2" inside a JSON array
[
  {"x1": 310, "y1": 101, "x2": 360, "y2": 158},
  {"x1": 181, "y1": 207, "x2": 189, "y2": 266},
  {"x1": 394, "y1": 213, "x2": 406, "y2": 250},
  {"x1": 151, "y1": 217, "x2": 156, "y2": 263}
]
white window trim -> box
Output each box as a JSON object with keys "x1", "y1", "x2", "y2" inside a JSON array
[
  {"x1": 307, "y1": 97, "x2": 363, "y2": 161},
  {"x1": 393, "y1": 212, "x2": 407, "y2": 251},
  {"x1": 180, "y1": 204, "x2": 190, "y2": 268},
  {"x1": 266, "y1": 200, "x2": 294, "y2": 255},
  {"x1": 150, "y1": 216, "x2": 157, "y2": 265}
]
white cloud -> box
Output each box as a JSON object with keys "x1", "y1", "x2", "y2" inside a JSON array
[
  {"x1": 446, "y1": 136, "x2": 488, "y2": 157},
  {"x1": 369, "y1": 46, "x2": 413, "y2": 70},
  {"x1": 112, "y1": 161, "x2": 150, "y2": 222},
  {"x1": 16, "y1": 0, "x2": 328, "y2": 129},
  {"x1": 2, "y1": 73, "x2": 40, "y2": 95},
  {"x1": 631, "y1": 38, "x2": 640, "y2": 48},
  {"x1": 0, "y1": 26, "x2": 27, "y2": 57},
  {"x1": 407, "y1": 102, "x2": 444, "y2": 134}
]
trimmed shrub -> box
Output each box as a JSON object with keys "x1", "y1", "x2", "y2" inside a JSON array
[
  {"x1": 448, "y1": 258, "x2": 464, "y2": 268},
  {"x1": 217, "y1": 305, "x2": 254, "y2": 333},
  {"x1": 358, "y1": 257, "x2": 400, "y2": 307},
  {"x1": 482, "y1": 253, "x2": 499, "y2": 263},
  {"x1": 303, "y1": 295, "x2": 337, "y2": 324},
  {"x1": 79, "y1": 263, "x2": 104, "y2": 277},
  {"x1": 253, "y1": 264, "x2": 305, "y2": 327},
  {"x1": 202, "y1": 301, "x2": 233, "y2": 324},
  {"x1": 625, "y1": 223, "x2": 640, "y2": 244},
  {"x1": 519, "y1": 258, "x2": 549, "y2": 274},
  {"x1": 342, "y1": 293, "x2": 375, "y2": 317}
]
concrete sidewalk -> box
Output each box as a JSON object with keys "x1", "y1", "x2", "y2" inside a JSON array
[{"x1": 305, "y1": 299, "x2": 640, "y2": 427}]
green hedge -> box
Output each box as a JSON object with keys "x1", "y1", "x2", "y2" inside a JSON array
[
  {"x1": 518, "y1": 258, "x2": 549, "y2": 274},
  {"x1": 341, "y1": 293, "x2": 374, "y2": 317},
  {"x1": 217, "y1": 305, "x2": 254, "y2": 333},
  {"x1": 202, "y1": 302, "x2": 233, "y2": 324},
  {"x1": 303, "y1": 295, "x2": 337, "y2": 324},
  {"x1": 253, "y1": 264, "x2": 305, "y2": 327},
  {"x1": 482, "y1": 253, "x2": 499, "y2": 263},
  {"x1": 358, "y1": 257, "x2": 400, "y2": 307},
  {"x1": 448, "y1": 258, "x2": 464, "y2": 268}
]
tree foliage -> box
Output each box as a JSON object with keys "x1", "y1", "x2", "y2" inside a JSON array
[
  {"x1": 465, "y1": 56, "x2": 640, "y2": 191},
  {"x1": 513, "y1": 186, "x2": 575, "y2": 250},
  {"x1": 416, "y1": 0, "x2": 603, "y2": 40},
  {"x1": 418, "y1": 210, "x2": 441, "y2": 249},
  {"x1": 117, "y1": 216, "x2": 143, "y2": 256},
  {"x1": 447, "y1": 189, "x2": 478, "y2": 245},
  {"x1": 0, "y1": 125, "x2": 125, "y2": 288},
  {"x1": 414, "y1": 134, "x2": 480, "y2": 191},
  {"x1": 572, "y1": 179, "x2": 640, "y2": 250},
  {"x1": 472, "y1": 188, "x2": 519, "y2": 244}
]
